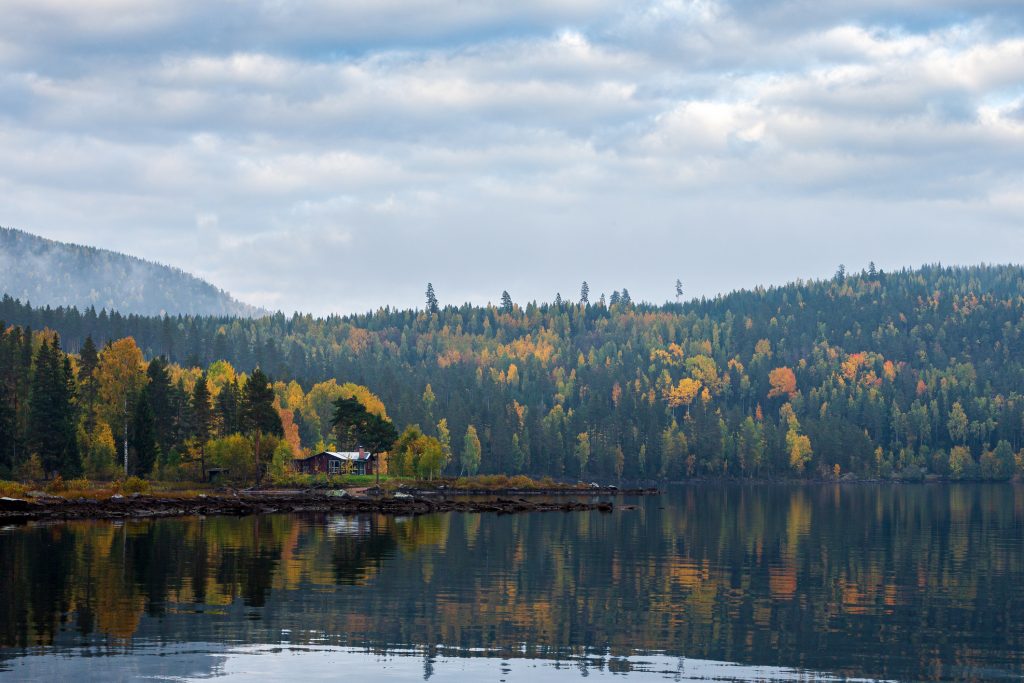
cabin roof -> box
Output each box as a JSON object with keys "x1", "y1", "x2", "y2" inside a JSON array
[{"x1": 294, "y1": 450, "x2": 374, "y2": 462}]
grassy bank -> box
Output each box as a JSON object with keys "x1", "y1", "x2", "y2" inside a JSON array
[{"x1": 0, "y1": 473, "x2": 607, "y2": 501}]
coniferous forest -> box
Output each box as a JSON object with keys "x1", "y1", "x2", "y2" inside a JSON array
[{"x1": 2, "y1": 263, "x2": 1024, "y2": 482}]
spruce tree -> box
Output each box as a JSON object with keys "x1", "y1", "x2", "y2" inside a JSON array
[
  {"x1": 78, "y1": 335, "x2": 99, "y2": 429},
  {"x1": 216, "y1": 378, "x2": 242, "y2": 436},
  {"x1": 241, "y1": 367, "x2": 282, "y2": 485},
  {"x1": 27, "y1": 338, "x2": 80, "y2": 477},
  {"x1": 425, "y1": 283, "x2": 439, "y2": 314},
  {"x1": 130, "y1": 392, "x2": 159, "y2": 476},
  {"x1": 191, "y1": 372, "x2": 213, "y2": 480},
  {"x1": 145, "y1": 356, "x2": 175, "y2": 456}
]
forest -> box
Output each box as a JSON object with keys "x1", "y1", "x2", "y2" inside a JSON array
[
  {"x1": 2, "y1": 263, "x2": 1024, "y2": 482},
  {"x1": 0, "y1": 227, "x2": 263, "y2": 318}
]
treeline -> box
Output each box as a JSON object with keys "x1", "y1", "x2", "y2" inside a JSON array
[
  {"x1": 0, "y1": 227, "x2": 264, "y2": 317},
  {"x1": 4, "y1": 263, "x2": 1024, "y2": 481},
  {"x1": 0, "y1": 328, "x2": 292, "y2": 481}
]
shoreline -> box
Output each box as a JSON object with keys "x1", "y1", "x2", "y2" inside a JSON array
[{"x1": 0, "y1": 487, "x2": 654, "y2": 523}]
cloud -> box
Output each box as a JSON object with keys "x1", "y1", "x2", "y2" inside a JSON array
[{"x1": 0, "y1": 1, "x2": 1022, "y2": 314}]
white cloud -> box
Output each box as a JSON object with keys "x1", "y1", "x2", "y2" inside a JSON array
[{"x1": 0, "y1": 1, "x2": 1022, "y2": 314}]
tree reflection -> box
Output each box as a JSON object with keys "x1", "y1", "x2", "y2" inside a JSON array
[{"x1": 0, "y1": 485, "x2": 1022, "y2": 681}]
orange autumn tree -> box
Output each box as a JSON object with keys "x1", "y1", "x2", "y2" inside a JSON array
[{"x1": 768, "y1": 367, "x2": 798, "y2": 399}]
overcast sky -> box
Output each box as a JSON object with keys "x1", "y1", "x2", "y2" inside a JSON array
[{"x1": 1, "y1": 1, "x2": 1023, "y2": 315}]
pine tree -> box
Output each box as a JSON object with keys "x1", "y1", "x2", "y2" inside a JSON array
[
  {"x1": 0, "y1": 325, "x2": 20, "y2": 475},
  {"x1": 191, "y1": 372, "x2": 213, "y2": 480},
  {"x1": 675, "y1": 279, "x2": 683, "y2": 300},
  {"x1": 242, "y1": 367, "x2": 283, "y2": 485},
  {"x1": 500, "y1": 290, "x2": 514, "y2": 314},
  {"x1": 27, "y1": 338, "x2": 80, "y2": 477},
  {"x1": 130, "y1": 393, "x2": 159, "y2": 476},
  {"x1": 580, "y1": 281, "x2": 590, "y2": 306},
  {"x1": 78, "y1": 335, "x2": 99, "y2": 429},
  {"x1": 425, "y1": 283, "x2": 439, "y2": 314},
  {"x1": 145, "y1": 356, "x2": 175, "y2": 457},
  {"x1": 216, "y1": 378, "x2": 242, "y2": 436}
]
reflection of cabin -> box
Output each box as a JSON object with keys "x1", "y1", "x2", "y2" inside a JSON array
[{"x1": 293, "y1": 449, "x2": 378, "y2": 476}]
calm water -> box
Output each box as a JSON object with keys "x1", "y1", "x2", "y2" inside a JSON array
[{"x1": 1, "y1": 484, "x2": 1023, "y2": 682}]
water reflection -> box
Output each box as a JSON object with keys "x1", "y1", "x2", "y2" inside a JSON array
[
  {"x1": 3, "y1": 644, "x2": 871, "y2": 682},
  {"x1": 1, "y1": 484, "x2": 1023, "y2": 681}
]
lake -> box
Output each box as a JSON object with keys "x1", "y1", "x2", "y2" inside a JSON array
[{"x1": 1, "y1": 484, "x2": 1023, "y2": 681}]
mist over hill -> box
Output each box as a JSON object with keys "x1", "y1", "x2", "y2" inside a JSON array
[{"x1": 0, "y1": 227, "x2": 265, "y2": 317}]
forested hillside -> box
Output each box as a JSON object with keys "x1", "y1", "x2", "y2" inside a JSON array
[
  {"x1": 3, "y1": 263, "x2": 1024, "y2": 481},
  {"x1": 0, "y1": 228, "x2": 263, "y2": 317}
]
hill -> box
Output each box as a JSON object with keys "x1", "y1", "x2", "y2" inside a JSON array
[
  {"x1": 2, "y1": 263, "x2": 1023, "y2": 481},
  {"x1": 0, "y1": 227, "x2": 264, "y2": 317}
]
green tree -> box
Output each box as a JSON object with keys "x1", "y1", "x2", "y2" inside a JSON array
[
  {"x1": 422, "y1": 384, "x2": 436, "y2": 431},
  {"x1": 27, "y1": 338, "x2": 80, "y2": 477},
  {"x1": 331, "y1": 397, "x2": 367, "y2": 450},
  {"x1": 130, "y1": 393, "x2": 159, "y2": 476},
  {"x1": 359, "y1": 413, "x2": 398, "y2": 484},
  {"x1": 436, "y1": 418, "x2": 452, "y2": 466},
  {"x1": 947, "y1": 402, "x2": 968, "y2": 444},
  {"x1": 575, "y1": 432, "x2": 591, "y2": 479},
  {"x1": 949, "y1": 445, "x2": 976, "y2": 480},
  {"x1": 216, "y1": 377, "x2": 242, "y2": 437},
  {"x1": 241, "y1": 367, "x2": 283, "y2": 485},
  {"x1": 145, "y1": 356, "x2": 175, "y2": 457},
  {"x1": 425, "y1": 283, "x2": 439, "y2": 314},
  {"x1": 77, "y1": 335, "x2": 99, "y2": 428},
  {"x1": 82, "y1": 420, "x2": 118, "y2": 479},
  {"x1": 191, "y1": 372, "x2": 214, "y2": 481},
  {"x1": 462, "y1": 425, "x2": 481, "y2": 475}
]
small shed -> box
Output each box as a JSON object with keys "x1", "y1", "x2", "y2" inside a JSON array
[
  {"x1": 206, "y1": 467, "x2": 230, "y2": 483},
  {"x1": 293, "y1": 449, "x2": 378, "y2": 476}
]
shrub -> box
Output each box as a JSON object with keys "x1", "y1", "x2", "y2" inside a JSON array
[
  {"x1": 897, "y1": 464, "x2": 925, "y2": 482},
  {"x1": 949, "y1": 446, "x2": 978, "y2": 480},
  {"x1": 45, "y1": 475, "x2": 67, "y2": 493},
  {"x1": 82, "y1": 421, "x2": 119, "y2": 480},
  {"x1": 0, "y1": 480, "x2": 28, "y2": 498},
  {"x1": 119, "y1": 476, "x2": 152, "y2": 495},
  {"x1": 206, "y1": 434, "x2": 254, "y2": 484}
]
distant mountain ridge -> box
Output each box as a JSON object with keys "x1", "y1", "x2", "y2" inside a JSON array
[{"x1": 0, "y1": 227, "x2": 266, "y2": 317}]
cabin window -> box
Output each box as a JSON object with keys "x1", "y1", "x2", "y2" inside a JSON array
[{"x1": 328, "y1": 459, "x2": 340, "y2": 474}]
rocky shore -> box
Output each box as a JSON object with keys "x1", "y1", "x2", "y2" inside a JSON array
[{"x1": 0, "y1": 488, "x2": 652, "y2": 522}]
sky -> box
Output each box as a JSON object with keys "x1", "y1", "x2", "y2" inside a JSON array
[{"x1": 1, "y1": 1, "x2": 1023, "y2": 316}]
